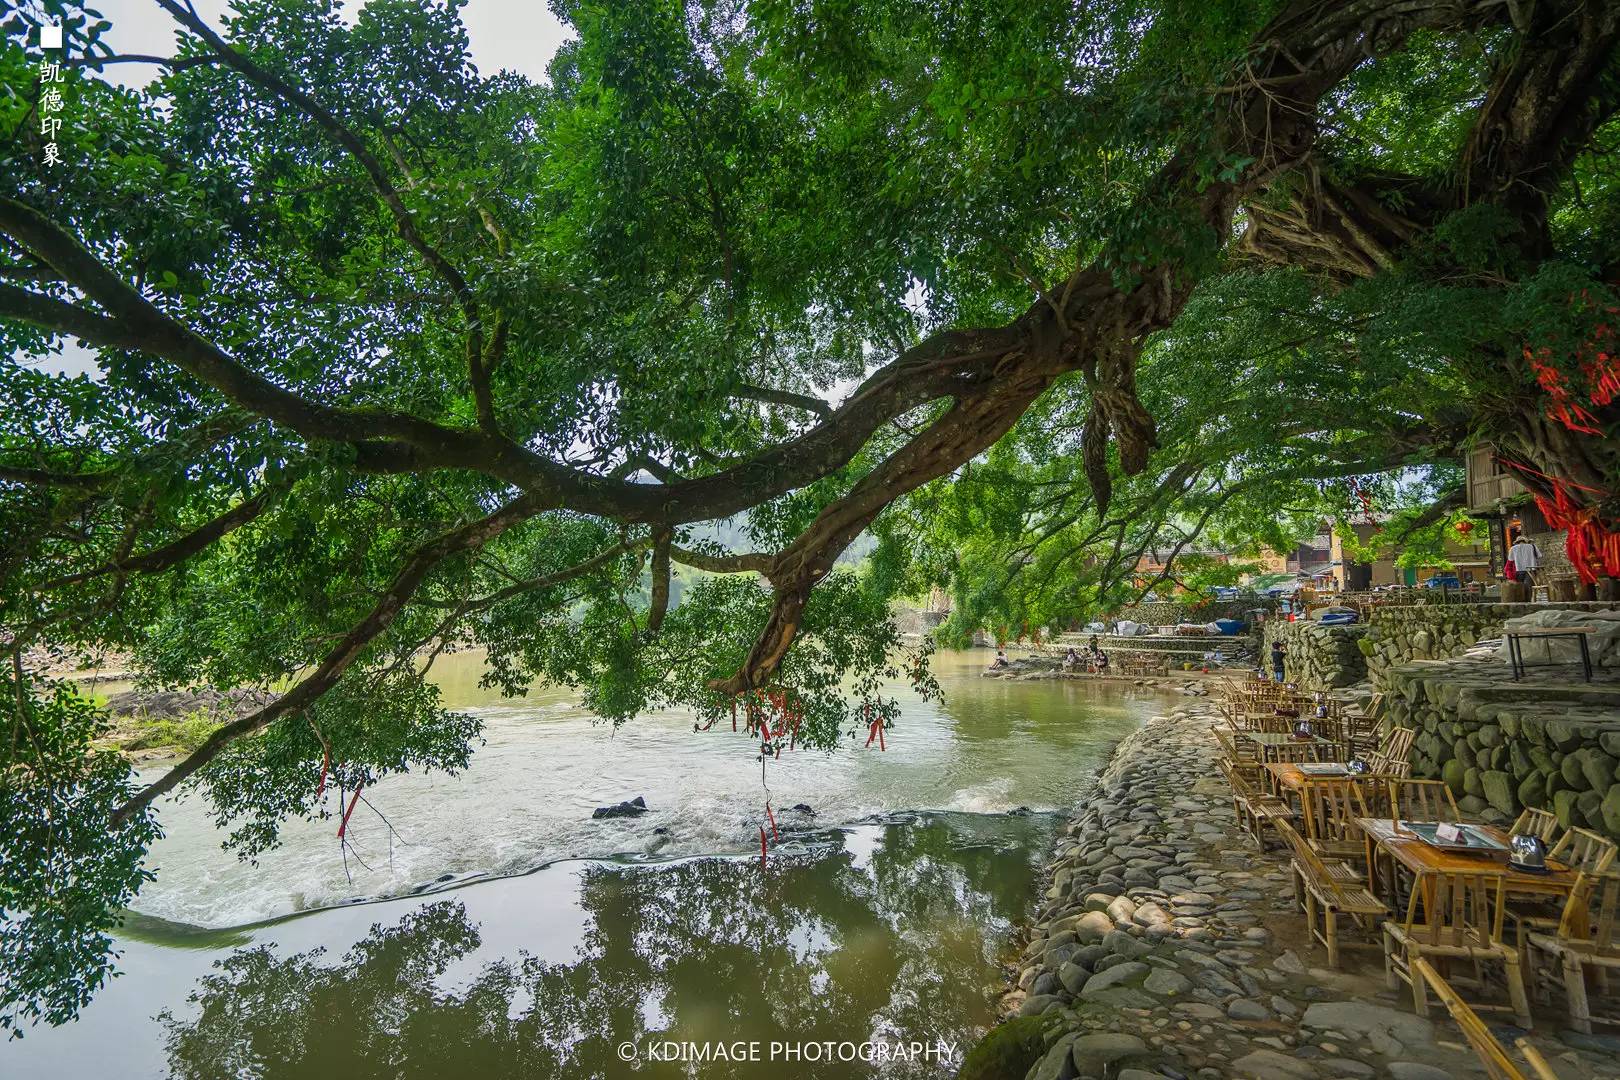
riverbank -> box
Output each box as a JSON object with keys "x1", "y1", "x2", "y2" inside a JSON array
[{"x1": 993, "y1": 701, "x2": 1620, "y2": 1080}]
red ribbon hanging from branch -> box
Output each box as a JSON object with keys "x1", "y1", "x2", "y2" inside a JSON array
[
  {"x1": 1498, "y1": 458, "x2": 1618, "y2": 586},
  {"x1": 863, "y1": 704, "x2": 886, "y2": 750},
  {"x1": 337, "y1": 781, "x2": 365, "y2": 839}
]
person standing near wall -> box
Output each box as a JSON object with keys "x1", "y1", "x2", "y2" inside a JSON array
[
  {"x1": 1508, "y1": 533, "x2": 1543, "y2": 588},
  {"x1": 1270, "y1": 640, "x2": 1286, "y2": 683}
]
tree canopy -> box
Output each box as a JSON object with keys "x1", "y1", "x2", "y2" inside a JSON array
[{"x1": 2, "y1": 0, "x2": 1618, "y2": 1033}]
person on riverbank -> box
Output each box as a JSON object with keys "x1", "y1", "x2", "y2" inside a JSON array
[
  {"x1": 1094, "y1": 649, "x2": 1109, "y2": 673},
  {"x1": 1063, "y1": 646, "x2": 1080, "y2": 669},
  {"x1": 989, "y1": 649, "x2": 1009, "y2": 669},
  {"x1": 1270, "y1": 640, "x2": 1286, "y2": 682}
]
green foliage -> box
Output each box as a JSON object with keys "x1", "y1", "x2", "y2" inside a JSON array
[
  {"x1": 112, "y1": 711, "x2": 219, "y2": 752},
  {"x1": 1, "y1": 680, "x2": 161, "y2": 1036}
]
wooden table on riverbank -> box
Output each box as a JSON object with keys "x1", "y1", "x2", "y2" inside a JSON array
[{"x1": 1355, "y1": 817, "x2": 1579, "y2": 914}]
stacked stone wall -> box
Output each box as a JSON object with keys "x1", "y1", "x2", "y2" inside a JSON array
[
  {"x1": 1383, "y1": 661, "x2": 1620, "y2": 837},
  {"x1": 1362, "y1": 602, "x2": 1620, "y2": 688},
  {"x1": 1259, "y1": 620, "x2": 1369, "y2": 690}
]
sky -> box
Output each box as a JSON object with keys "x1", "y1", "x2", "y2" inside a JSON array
[
  {"x1": 19, "y1": 0, "x2": 574, "y2": 377},
  {"x1": 87, "y1": 0, "x2": 572, "y2": 86}
]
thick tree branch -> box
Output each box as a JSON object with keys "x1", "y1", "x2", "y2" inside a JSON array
[
  {"x1": 0, "y1": 282, "x2": 145, "y2": 350},
  {"x1": 732, "y1": 383, "x2": 833, "y2": 418},
  {"x1": 670, "y1": 546, "x2": 774, "y2": 576},
  {"x1": 646, "y1": 528, "x2": 672, "y2": 635},
  {"x1": 33, "y1": 487, "x2": 280, "y2": 591},
  {"x1": 0, "y1": 465, "x2": 109, "y2": 491},
  {"x1": 63, "y1": 53, "x2": 218, "y2": 72}
]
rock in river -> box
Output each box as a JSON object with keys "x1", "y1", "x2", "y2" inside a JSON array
[{"x1": 592, "y1": 796, "x2": 648, "y2": 819}]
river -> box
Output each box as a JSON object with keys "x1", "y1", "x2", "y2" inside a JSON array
[{"x1": 5, "y1": 651, "x2": 1167, "y2": 1079}]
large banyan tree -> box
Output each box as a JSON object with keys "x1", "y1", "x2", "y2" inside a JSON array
[{"x1": 1, "y1": 0, "x2": 1617, "y2": 1031}]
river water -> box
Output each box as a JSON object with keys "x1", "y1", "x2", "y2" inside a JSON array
[{"x1": 5, "y1": 651, "x2": 1165, "y2": 1079}]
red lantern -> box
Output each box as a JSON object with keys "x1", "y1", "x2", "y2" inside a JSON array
[{"x1": 1454, "y1": 520, "x2": 1475, "y2": 537}]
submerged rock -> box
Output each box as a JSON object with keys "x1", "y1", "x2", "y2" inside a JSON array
[{"x1": 591, "y1": 796, "x2": 648, "y2": 819}]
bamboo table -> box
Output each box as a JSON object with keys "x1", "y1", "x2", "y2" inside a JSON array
[
  {"x1": 1266, "y1": 761, "x2": 1356, "y2": 794},
  {"x1": 1356, "y1": 817, "x2": 1579, "y2": 918}
]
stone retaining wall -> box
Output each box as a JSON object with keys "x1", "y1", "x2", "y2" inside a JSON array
[
  {"x1": 1260, "y1": 620, "x2": 1369, "y2": 690},
  {"x1": 1383, "y1": 658, "x2": 1620, "y2": 837},
  {"x1": 1362, "y1": 602, "x2": 1620, "y2": 688}
]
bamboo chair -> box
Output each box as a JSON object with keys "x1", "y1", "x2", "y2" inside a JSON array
[
  {"x1": 1549, "y1": 828, "x2": 1618, "y2": 878},
  {"x1": 1346, "y1": 711, "x2": 1382, "y2": 758},
  {"x1": 1527, "y1": 869, "x2": 1620, "y2": 1034},
  {"x1": 1304, "y1": 712, "x2": 1349, "y2": 755},
  {"x1": 1357, "y1": 775, "x2": 1396, "y2": 818},
  {"x1": 1267, "y1": 742, "x2": 1329, "y2": 765},
  {"x1": 1414, "y1": 960, "x2": 1560, "y2": 1080},
  {"x1": 1276, "y1": 818, "x2": 1386, "y2": 968},
  {"x1": 1384, "y1": 870, "x2": 1532, "y2": 1029},
  {"x1": 1219, "y1": 757, "x2": 1293, "y2": 849},
  {"x1": 1347, "y1": 691, "x2": 1386, "y2": 724},
  {"x1": 1508, "y1": 808, "x2": 1563, "y2": 846},
  {"x1": 1213, "y1": 727, "x2": 1259, "y2": 766},
  {"x1": 1245, "y1": 711, "x2": 1296, "y2": 735},
  {"x1": 1389, "y1": 778, "x2": 1463, "y2": 825},
  {"x1": 1369, "y1": 753, "x2": 1413, "y2": 780},
  {"x1": 1368, "y1": 726, "x2": 1415, "y2": 776},
  {"x1": 1302, "y1": 777, "x2": 1372, "y2": 866},
  {"x1": 1510, "y1": 829, "x2": 1617, "y2": 957}
]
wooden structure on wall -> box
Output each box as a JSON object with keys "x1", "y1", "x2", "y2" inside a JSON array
[{"x1": 1465, "y1": 444, "x2": 1527, "y2": 512}]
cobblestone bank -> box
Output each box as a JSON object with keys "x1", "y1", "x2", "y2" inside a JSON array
[{"x1": 992, "y1": 703, "x2": 1620, "y2": 1080}]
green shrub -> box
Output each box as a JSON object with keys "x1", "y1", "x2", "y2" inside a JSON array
[{"x1": 119, "y1": 711, "x2": 220, "y2": 752}]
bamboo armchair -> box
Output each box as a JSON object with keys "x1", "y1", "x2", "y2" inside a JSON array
[
  {"x1": 1508, "y1": 808, "x2": 1563, "y2": 846},
  {"x1": 1218, "y1": 758, "x2": 1294, "y2": 850},
  {"x1": 1510, "y1": 828, "x2": 1617, "y2": 957},
  {"x1": 1414, "y1": 960, "x2": 1559, "y2": 1080},
  {"x1": 1301, "y1": 777, "x2": 1372, "y2": 866},
  {"x1": 1385, "y1": 870, "x2": 1533, "y2": 1029},
  {"x1": 1367, "y1": 726, "x2": 1415, "y2": 778},
  {"x1": 1549, "y1": 828, "x2": 1618, "y2": 878},
  {"x1": 1388, "y1": 778, "x2": 1463, "y2": 824},
  {"x1": 1266, "y1": 742, "x2": 1331, "y2": 764},
  {"x1": 1276, "y1": 818, "x2": 1386, "y2": 968},
  {"x1": 1212, "y1": 727, "x2": 1260, "y2": 766},
  {"x1": 1526, "y1": 863, "x2": 1620, "y2": 1034}
]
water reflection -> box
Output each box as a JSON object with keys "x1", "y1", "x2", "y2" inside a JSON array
[{"x1": 159, "y1": 814, "x2": 1050, "y2": 1080}]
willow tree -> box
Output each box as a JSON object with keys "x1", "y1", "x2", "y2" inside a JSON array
[{"x1": 2, "y1": 0, "x2": 1617, "y2": 1031}]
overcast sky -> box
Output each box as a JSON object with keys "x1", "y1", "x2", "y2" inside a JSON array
[
  {"x1": 88, "y1": 0, "x2": 571, "y2": 86},
  {"x1": 19, "y1": 0, "x2": 573, "y2": 377}
]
